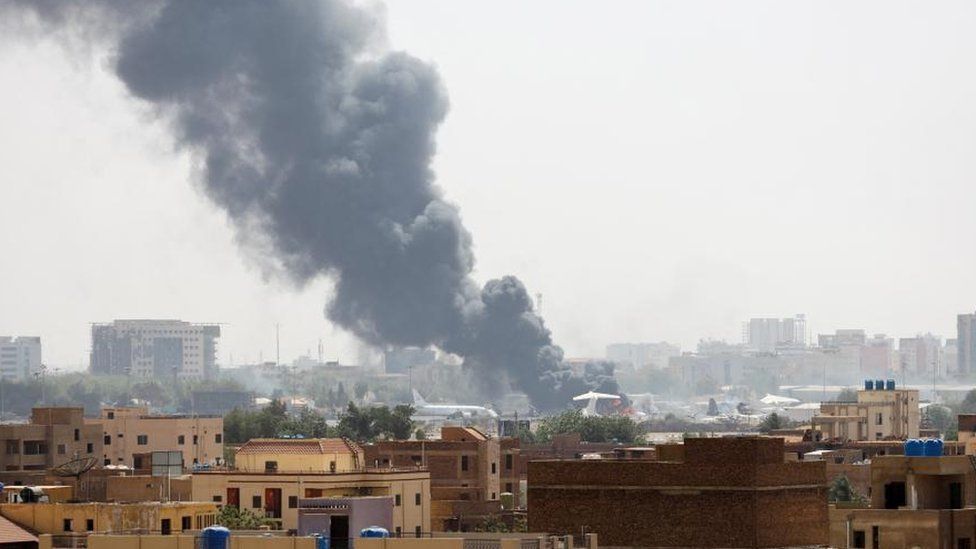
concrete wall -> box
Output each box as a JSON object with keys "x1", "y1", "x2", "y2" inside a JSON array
[
  {"x1": 87, "y1": 534, "x2": 317, "y2": 549},
  {"x1": 357, "y1": 538, "x2": 464, "y2": 549},
  {"x1": 0, "y1": 501, "x2": 218, "y2": 534}
]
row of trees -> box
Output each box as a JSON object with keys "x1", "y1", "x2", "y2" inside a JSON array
[
  {"x1": 223, "y1": 401, "x2": 415, "y2": 443},
  {"x1": 524, "y1": 409, "x2": 640, "y2": 443}
]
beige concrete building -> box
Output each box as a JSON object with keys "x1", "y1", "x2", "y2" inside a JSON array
[
  {"x1": 812, "y1": 385, "x2": 919, "y2": 441},
  {"x1": 0, "y1": 407, "x2": 103, "y2": 472},
  {"x1": 829, "y1": 453, "x2": 976, "y2": 549},
  {"x1": 192, "y1": 438, "x2": 430, "y2": 535},
  {"x1": 92, "y1": 407, "x2": 223, "y2": 468},
  {"x1": 0, "y1": 501, "x2": 218, "y2": 535}
]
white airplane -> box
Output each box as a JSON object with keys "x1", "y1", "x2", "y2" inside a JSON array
[
  {"x1": 572, "y1": 390, "x2": 622, "y2": 417},
  {"x1": 412, "y1": 390, "x2": 499, "y2": 419}
]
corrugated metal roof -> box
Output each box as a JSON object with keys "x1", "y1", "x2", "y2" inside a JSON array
[{"x1": 0, "y1": 514, "x2": 38, "y2": 544}]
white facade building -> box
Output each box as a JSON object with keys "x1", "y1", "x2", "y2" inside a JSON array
[
  {"x1": 0, "y1": 336, "x2": 42, "y2": 381},
  {"x1": 90, "y1": 320, "x2": 220, "y2": 380},
  {"x1": 742, "y1": 314, "x2": 807, "y2": 353}
]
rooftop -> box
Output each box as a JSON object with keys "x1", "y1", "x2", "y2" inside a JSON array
[{"x1": 236, "y1": 438, "x2": 362, "y2": 456}]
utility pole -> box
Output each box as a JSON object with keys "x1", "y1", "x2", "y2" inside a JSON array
[{"x1": 276, "y1": 323, "x2": 281, "y2": 368}]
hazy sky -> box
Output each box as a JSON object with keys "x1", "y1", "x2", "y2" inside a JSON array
[{"x1": 2, "y1": 1, "x2": 976, "y2": 369}]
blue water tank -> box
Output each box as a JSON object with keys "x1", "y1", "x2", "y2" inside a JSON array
[
  {"x1": 361, "y1": 527, "x2": 390, "y2": 538},
  {"x1": 886, "y1": 379, "x2": 896, "y2": 391},
  {"x1": 874, "y1": 380, "x2": 884, "y2": 391},
  {"x1": 314, "y1": 535, "x2": 330, "y2": 549},
  {"x1": 864, "y1": 380, "x2": 873, "y2": 390},
  {"x1": 904, "y1": 439, "x2": 924, "y2": 456},
  {"x1": 201, "y1": 526, "x2": 231, "y2": 549},
  {"x1": 923, "y1": 438, "x2": 944, "y2": 457}
]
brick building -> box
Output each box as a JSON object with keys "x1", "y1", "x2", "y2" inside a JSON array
[
  {"x1": 528, "y1": 437, "x2": 828, "y2": 548},
  {"x1": 0, "y1": 408, "x2": 102, "y2": 472},
  {"x1": 365, "y1": 427, "x2": 499, "y2": 531},
  {"x1": 812, "y1": 385, "x2": 919, "y2": 442}
]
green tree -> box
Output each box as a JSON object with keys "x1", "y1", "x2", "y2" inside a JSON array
[
  {"x1": 828, "y1": 474, "x2": 865, "y2": 503},
  {"x1": 215, "y1": 505, "x2": 276, "y2": 529},
  {"x1": 924, "y1": 405, "x2": 956, "y2": 439},
  {"x1": 415, "y1": 428, "x2": 427, "y2": 441},
  {"x1": 535, "y1": 409, "x2": 639, "y2": 443},
  {"x1": 961, "y1": 389, "x2": 976, "y2": 414},
  {"x1": 707, "y1": 398, "x2": 719, "y2": 416},
  {"x1": 758, "y1": 412, "x2": 785, "y2": 433}
]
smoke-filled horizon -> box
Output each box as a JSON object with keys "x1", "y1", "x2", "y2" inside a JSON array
[{"x1": 6, "y1": 0, "x2": 616, "y2": 410}]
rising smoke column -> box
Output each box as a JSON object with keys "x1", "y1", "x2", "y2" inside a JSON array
[{"x1": 7, "y1": 0, "x2": 618, "y2": 410}]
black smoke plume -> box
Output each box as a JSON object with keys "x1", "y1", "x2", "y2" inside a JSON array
[{"x1": 6, "y1": 0, "x2": 619, "y2": 410}]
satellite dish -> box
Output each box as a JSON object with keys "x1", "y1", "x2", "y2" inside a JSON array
[
  {"x1": 51, "y1": 457, "x2": 98, "y2": 478},
  {"x1": 51, "y1": 456, "x2": 99, "y2": 501}
]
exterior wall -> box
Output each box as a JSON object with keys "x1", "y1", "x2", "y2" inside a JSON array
[
  {"x1": 0, "y1": 408, "x2": 103, "y2": 472},
  {"x1": 869, "y1": 455, "x2": 976, "y2": 510},
  {"x1": 191, "y1": 470, "x2": 430, "y2": 533},
  {"x1": 105, "y1": 475, "x2": 193, "y2": 503},
  {"x1": 499, "y1": 438, "x2": 520, "y2": 508},
  {"x1": 528, "y1": 437, "x2": 828, "y2": 548},
  {"x1": 236, "y1": 450, "x2": 357, "y2": 474},
  {"x1": 94, "y1": 407, "x2": 223, "y2": 468},
  {"x1": 298, "y1": 497, "x2": 394, "y2": 538},
  {"x1": 0, "y1": 502, "x2": 217, "y2": 534},
  {"x1": 87, "y1": 534, "x2": 317, "y2": 549},
  {"x1": 357, "y1": 539, "x2": 464, "y2": 549},
  {"x1": 829, "y1": 506, "x2": 976, "y2": 549}
]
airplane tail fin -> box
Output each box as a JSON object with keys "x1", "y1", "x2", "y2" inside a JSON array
[{"x1": 412, "y1": 389, "x2": 428, "y2": 406}]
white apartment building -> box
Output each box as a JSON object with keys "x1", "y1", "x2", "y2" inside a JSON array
[
  {"x1": 742, "y1": 314, "x2": 807, "y2": 353},
  {"x1": 90, "y1": 320, "x2": 220, "y2": 380},
  {"x1": 0, "y1": 336, "x2": 42, "y2": 381}
]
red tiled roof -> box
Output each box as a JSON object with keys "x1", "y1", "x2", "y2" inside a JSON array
[
  {"x1": 237, "y1": 438, "x2": 361, "y2": 456},
  {"x1": 0, "y1": 514, "x2": 38, "y2": 544}
]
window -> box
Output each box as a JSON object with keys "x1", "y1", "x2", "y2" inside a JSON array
[
  {"x1": 104, "y1": 459, "x2": 111, "y2": 466},
  {"x1": 23, "y1": 441, "x2": 47, "y2": 455},
  {"x1": 63, "y1": 519, "x2": 72, "y2": 532},
  {"x1": 872, "y1": 526, "x2": 880, "y2": 549},
  {"x1": 107, "y1": 411, "x2": 114, "y2": 419},
  {"x1": 215, "y1": 434, "x2": 222, "y2": 443},
  {"x1": 5, "y1": 440, "x2": 18, "y2": 455},
  {"x1": 57, "y1": 444, "x2": 66, "y2": 455},
  {"x1": 86, "y1": 519, "x2": 94, "y2": 532},
  {"x1": 415, "y1": 493, "x2": 421, "y2": 505},
  {"x1": 395, "y1": 527, "x2": 402, "y2": 537},
  {"x1": 161, "y1": 518, "x2": 171, "y2": 536},
  {"x1": 252, "y1": 495, "x2": 261, "y2": 509},
  {"x1": 181, "y1": 516, "x2": 191, "y2": 531},
  {"x1": 411, "y1": 455, "x2": 422, "y2": 464},
  {"x1": 227, "y1": 488, "x2": 239, "y2": 508},
  {"x1": 73, "y1": 429, "x2": 79, "y2": 441},
  {"x1": 265, "y1": 461, "x2": 278, "y2": 472},
  {"x1": 461, "y1": 456, "x2": 469, "y2": 471},
  {"x1": 330, "y1": 460, "x2": 336, "y2": 472},
  {"x1": 212, "y1": 495, "x2": 222, "y2": 503},
  {"x1": 177, "y1": 434, "x2": 186, "y2": 445},
  {"x1": 137, "y1": 435, "x2": 148, "y2": 445},
  {"x1": 875, "y1": 413, "x2": 883, "y2": 425},
  {"x1": 288, "y1": 496, "x2": 298, "y2": 509},
  {"x1": 505, "y1": 454, "x2": 513, "y2": 470},
  {"x1": 491, "y1": 462, "x2": 497, "y2": 474},
  {"x1": 415, "y1": 526, "x2": 422, "y2": 538},
  {"x1": 86, "y1": 443, "x2": 93, "y2": 454},
  {"x1": 852, "y1": 530, "x2": 865, "y2": 548},
  {"x1": 193, "y1": 435, "x2": 198, "y2": 445},
  {"x1": 505, "y1": 483, "x2": 513, "y2": 493},
  {"x1": 395, "y1": 494, "x2": 401, "y2": 506},
  {"x1": 491, "y1": 492, "x2": 496, "y2": 500},
  {"x1": 104, "y1": 435, "x2": 111, "y2": 446},
  {"x1": 117, "y1": 433, "x2": 123, "y2": 438}
]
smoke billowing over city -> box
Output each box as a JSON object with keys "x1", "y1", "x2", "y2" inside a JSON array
[{"x1": 6, "y1": 0, "x2": 616, "y2": 410}]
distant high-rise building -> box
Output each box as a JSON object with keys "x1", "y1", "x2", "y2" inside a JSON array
[
  {"x1": 0, "y1": 336, "x2": 41, "y2": 381},
  {"x1": 606, "y1": 342, "x2": 681, "y2": 370},
  {"x1": 945, "y1": 338, "x2": 959, "y2": 375},
  {"x1": 959, "y1": 313, "x2": 976, "y2": 375},
  {"x1": 898, "y1": 334, "x2": 944, "y2": 378},
  {"x1": 818, "y1": 329, "x2": 867, "y2": 349},
  {"x1": 742, "y1": 315, "x2": 807, "y2": 353},
  {"x1": 90, "y1": 320, "x2": 220, "y2": 380}
]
